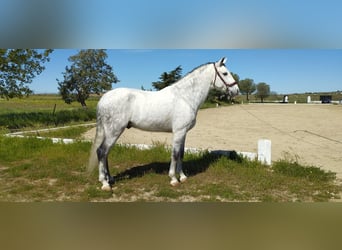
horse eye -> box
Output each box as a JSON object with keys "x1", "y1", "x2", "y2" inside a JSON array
[{"x1": 223, "y1": 72, "x2": 228, "y2": 76}]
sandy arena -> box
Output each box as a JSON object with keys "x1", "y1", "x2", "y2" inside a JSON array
[{"x1": 84, "y1": 104, "x2": 342, "y2": 179}]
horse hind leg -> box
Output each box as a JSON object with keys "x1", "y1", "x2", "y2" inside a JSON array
[
  {"x1": 97, "y1": 128, "x2": 124, "y2": 191},
  {"x1": 97, "y1": 141, "x2": 113, "y2": 191}
]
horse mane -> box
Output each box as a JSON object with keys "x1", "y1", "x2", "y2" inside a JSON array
[
  {"x1": 182, "y1": 62, "x2": 212, "y2": 80},
  {"x1": 161, "y1": 62, "x2": 213, "y2": 90}
]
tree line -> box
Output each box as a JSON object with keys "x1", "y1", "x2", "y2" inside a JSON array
[
  {"x1": 0, "y1": 49, "x2": 119, "y2": 107},
  {"x1": 149, "y1": 64, "x2": 271, "y2": 103},
  {"x1": 239, "y1": 78, "x2": 271, "y2": 103},
  {"x1": 0, "y1": 49, "x2": 271, "y2": 106}
]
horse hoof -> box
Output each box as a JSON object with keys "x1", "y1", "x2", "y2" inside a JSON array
[
  {"x1": 170, "y1": 180, "x2": 180, "y2": 187},
  {"x1": 101, "y1": 184, "x2": 112, "y2": 191},
  {"x1": 180, "y1": 176, "x2": 187, "y2": 183}
]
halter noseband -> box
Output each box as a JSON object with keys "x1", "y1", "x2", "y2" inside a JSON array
[{"x1": 213, "y1": 63, "x2": 238, "y2": 88}]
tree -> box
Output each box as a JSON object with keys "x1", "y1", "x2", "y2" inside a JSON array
[
  {"x1": 152, "y1": 66, "x2": 182, "y2": 91},
  {"x1": 0, "y1": 49, "x2": 53, "y2": 99},
  {"x1": 231, "y1": 72, "x2": 240, "y2": 85},
  {"x1": 239, "y1": 78, "x2": 256, "y2": 101},
  {"x1": 229, "y1": 72, "x2": 240, "y2": 101},
  {"x1": 57, "y1": 49, "x2": 118, "y2": 107},
  {"x1": 141, "y1": 85, "x2": 152, "y2": 91},
  {"x1": 256, "y1": 82, "x2": 270, "y2": 103}
]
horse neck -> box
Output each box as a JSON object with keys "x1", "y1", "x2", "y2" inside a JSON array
[{"x1": 174, "y1": 64, "x2": 213, "y2": 111}]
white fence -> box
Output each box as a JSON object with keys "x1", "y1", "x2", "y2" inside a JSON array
[{"x1": 5, "y1": 125, "x2": 272, "y2": 165}]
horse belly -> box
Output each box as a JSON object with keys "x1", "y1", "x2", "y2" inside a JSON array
[{"x1": 133, "y1": 120, "x2": 172, "y2": 132}]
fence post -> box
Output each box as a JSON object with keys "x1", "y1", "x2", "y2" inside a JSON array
[
  {"x1": 52, "y1": 103, "x2": 57, "y2": 126},
  {"x1": 258, "y1": 139, "x2": 271, "y2": 165}
]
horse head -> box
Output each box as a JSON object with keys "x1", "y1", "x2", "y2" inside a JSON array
[{"x1": 213, "y1": 57, "x2": 239, "y2": 97}]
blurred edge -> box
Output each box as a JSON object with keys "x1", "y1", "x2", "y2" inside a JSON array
[
  {"x1": 1, "y1": 0, "x2": 342, "y2": 249},
  {"x1": 1, "y1": 0, "x2": 341, "y2": 48},
  {"x1": 1, "y1": 203, "x2": 342, "y2": 250}
]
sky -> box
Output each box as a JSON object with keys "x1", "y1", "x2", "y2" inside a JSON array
[{"x1": 32, "y1": 49, "x2": 342, "y2": 94}]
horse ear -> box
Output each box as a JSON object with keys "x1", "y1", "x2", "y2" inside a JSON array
[{"x1": 218, "y1": 57, "x2": 227, "y2": 66}]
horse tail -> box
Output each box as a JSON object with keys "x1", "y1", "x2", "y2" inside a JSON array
[{"x1": 88, "y1": 117, "x2": 105, "y2": 172}]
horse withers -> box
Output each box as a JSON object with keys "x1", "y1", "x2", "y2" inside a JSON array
[{"x1": 88, "y1": 57, "x2": 239, "y2": 191}]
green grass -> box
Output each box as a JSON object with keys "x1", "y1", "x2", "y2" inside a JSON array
[
  {"x1": 0, "y1": 136, "x2": 340, "y2": 202},
  {"x1": 0, "y1": 94, "x2": 99, "y2": 114},
  {"x1": 0, "y1": 95, "x2": 97, "y2": 132},
  {"x1": 0, "y1": 109, "x2": 96, "y2": 130},
  {"x1": 273, "y1": 159, "x2": 335, "y2": 182}
]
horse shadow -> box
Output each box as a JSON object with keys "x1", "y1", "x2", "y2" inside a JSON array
[{"x1": 112, "y1": 150, "x2": 241, "y2": 183}]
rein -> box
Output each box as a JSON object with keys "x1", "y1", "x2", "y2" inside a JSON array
[{"x1": 213, "y1": 63, "x2": 238, "y2": 88}]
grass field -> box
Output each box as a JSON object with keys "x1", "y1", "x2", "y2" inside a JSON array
[
  {"x1": 1, "y1": 94, "x2": 341, "y2": 202},
  {"x1": 0, "y1": 94, "x2": 99, "y2": 113},
  {"x1": 0, "y1": 95, "x2": 97, "y2": 132},
  {"x1": 0, "y1": 136, "x2": 340, "y2": 201}
]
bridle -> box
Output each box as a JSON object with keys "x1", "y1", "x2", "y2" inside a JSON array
[{"x1": 213, "y1": 63, "x2": 238, "y2": 88}]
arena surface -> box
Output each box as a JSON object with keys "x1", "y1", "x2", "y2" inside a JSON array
[{"x1": 84, "y1": 104, "x2": 342, "y2": 179}]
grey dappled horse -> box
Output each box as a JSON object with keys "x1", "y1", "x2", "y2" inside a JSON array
[{"x1": 88, "y1": 57, "x2": 239, "y2": 190}]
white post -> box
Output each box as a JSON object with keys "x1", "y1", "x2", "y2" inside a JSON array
[{"x1": 258, "y1": 139, "x2": 271, "y2": 165}]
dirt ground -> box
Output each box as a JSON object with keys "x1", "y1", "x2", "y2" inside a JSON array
[{"x1": 83, "y1": 104, "x2": 342, "y2": 179}]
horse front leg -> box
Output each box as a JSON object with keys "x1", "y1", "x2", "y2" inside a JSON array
[
  {"x1": 176, "y1": 136, "x2": 187, "y2": 183},
  {"x1": 169, "y1": 130, "x2": 186, "y2": 186}
]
